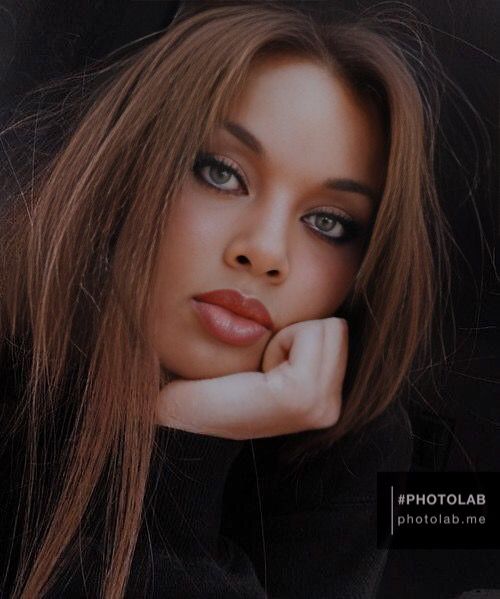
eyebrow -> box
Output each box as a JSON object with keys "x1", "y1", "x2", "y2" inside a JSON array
[
  {"x1": 224, "y1": 120, "x2": 264, "y2": 155},
  {"x1": 222, "y1": 120, "x2": 380, "y2": 204},
  {"x1": 324, "y1": 178, "x2": 379, "y2": 204}
]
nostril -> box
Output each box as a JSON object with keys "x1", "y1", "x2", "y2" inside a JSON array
[{"x1": 235, "y1": 255, "x2": 280, "y2": 277}]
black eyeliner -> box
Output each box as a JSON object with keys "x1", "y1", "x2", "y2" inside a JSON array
[
  {"x1": 193, "y1": 153, "x2": 363, "y2": 244},
  {"x1": 306, "y1": 211, "x2": 362, "y2": 245},
  {"x1": 193, "y1": 152, "x2": 247, "y2": 193}
]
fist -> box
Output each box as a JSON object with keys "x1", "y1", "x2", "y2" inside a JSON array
[
  {"x1": 260, "y1": 317, "x2": 348, "y2": 433},
  {"x1": 156, "y1": 317, "x2": 349, "y2": 440}
]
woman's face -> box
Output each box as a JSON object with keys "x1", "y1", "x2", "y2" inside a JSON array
[{"x1": 148, "y1": 54, "x2": 385, "y2": 379}]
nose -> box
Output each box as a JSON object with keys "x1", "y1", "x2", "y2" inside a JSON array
[{"x1": 223, "y1": 202, "x2": 290, "y2": 282}]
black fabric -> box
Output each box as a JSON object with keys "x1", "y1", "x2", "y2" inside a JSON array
[{"x1": 0, "y1": 369, "x2": 413, "y2": 598}]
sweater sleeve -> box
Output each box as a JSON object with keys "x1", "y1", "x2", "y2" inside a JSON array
[
  {"x1": 125, "y1": 426, "x2": 268, "y2": 599},
  {"x1": 220, "y1": 399, "x2": 414, "y2": 599},
  {"x1": 44, "y1": 426, "x2": 266, "y2": 599}
]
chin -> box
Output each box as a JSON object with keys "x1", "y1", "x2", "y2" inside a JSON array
[{"x1": 159, "y1": 345, "x2": 263, "y2": 380}]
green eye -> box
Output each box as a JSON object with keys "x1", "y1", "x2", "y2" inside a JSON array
[
  {"x1": 207, "y1": 164, "x2": 234, "y2": 187},
  {"x1": 315, "y1": 214, "x2": 339, "y2": 233},
  {"x1": 303, "y1": 211, "x2": 360, "y2": 244},
  {"x1": 193, "y1": 153, "x2": 248, "y2": 194}
]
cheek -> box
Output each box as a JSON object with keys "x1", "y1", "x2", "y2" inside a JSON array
[
  {"x1": 294, "y1": 246, "x2": 361, "y2": 317},
  {"x1": 158, "y1": 190, "x2": 222, "y2": 280}
]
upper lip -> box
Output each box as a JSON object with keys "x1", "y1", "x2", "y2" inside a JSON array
[{"x1": 193, "y1": 288, "x2": 274, "y2": 330}]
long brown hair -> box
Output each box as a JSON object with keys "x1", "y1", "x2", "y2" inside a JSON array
[{"x1": 1, "y1": 3, "x2": 453, "y2": 597}]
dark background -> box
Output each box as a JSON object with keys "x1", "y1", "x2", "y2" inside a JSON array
[{"x1": 1, "y1": 1, "x2": 498, "y2": 597}]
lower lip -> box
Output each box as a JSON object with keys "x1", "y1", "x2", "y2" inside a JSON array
[{"x1": 191, "y1": 299, "x2": 269, "y2": 346}]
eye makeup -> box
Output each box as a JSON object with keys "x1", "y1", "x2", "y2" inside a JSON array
[
  {"x1": 193, "y1": 152, "x2": 248, "y2": 195},
  {"x1": 192, "y1": 152, "x2": 364, "y2": 245},
  {"x1": 302, "y1": 211, "x2": 362, "y2": 245}
]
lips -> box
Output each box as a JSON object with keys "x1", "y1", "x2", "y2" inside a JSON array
[
  {"x1": 193, "y1": 289, "x2": 274, "y2": 330},
  {"x1": 191, "y1": 289, "x2": 274, "y2": 347}
]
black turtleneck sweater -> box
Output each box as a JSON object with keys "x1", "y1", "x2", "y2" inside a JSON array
[
  {"x1": 0, "y1": 332, "x2": 413, "y2": 599},
  {"x1": 0, "y1": 391, "x2": 412, "y2": 598}
]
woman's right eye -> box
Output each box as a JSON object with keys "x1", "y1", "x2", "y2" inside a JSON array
[{"x1": 193, "y1": 153, "x2": 248, "y2": 195}]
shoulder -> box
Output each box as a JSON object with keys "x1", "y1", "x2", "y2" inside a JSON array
[
  {"x1": 340, "y1": 399, "x2": 414, "y2": 477},
  {"x1": 323, "y1": 399, "x2": 414, "y2": 503}
]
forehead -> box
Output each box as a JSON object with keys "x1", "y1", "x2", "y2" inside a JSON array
[{"x1": 221, "y1": 54, "x2": 386, "y2": 193}]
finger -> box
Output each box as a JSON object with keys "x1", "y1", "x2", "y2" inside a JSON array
[
  {"x1": 286, "y1": 321, "x2": 324, "y2": 379},
  {"x1": 321, "y1": 317, "x2": 349, "y2": 381},
  {"x1": 313, "y1": 318, "x2": 348, "y2": 406},
  {"x1": 261, "y1": 328, "x2": 290, "y2": 372},
  {"x1": 156, "y1": 371, "x2": 314, "y2": 440},
  {"x1": 262, "y1": 320, "x2": 322, "y2": 376}
]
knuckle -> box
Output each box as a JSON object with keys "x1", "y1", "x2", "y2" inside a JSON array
[
  {"x1": 283, "y1": 387, "x2": 342, "y2": 431},
  {"x1": 307, "y1": 397, "x2": 342, "y2": 429},
  {"x1": 334, "y1": 317, "x2": 349, "y2": 333},
  {"x1": 287, "y1": 390, "x2": 316, "y2": 423},
  {"x1": 293, "y1": 393, "x2": 315, "y2": 418}
]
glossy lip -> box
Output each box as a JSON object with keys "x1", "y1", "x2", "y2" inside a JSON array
[
  {"x1": 193, "y1": 288, "x2": 274, "y2": 330},
  {"x1": 191, "y1": 300, "x2": 269, "y2": 347}
]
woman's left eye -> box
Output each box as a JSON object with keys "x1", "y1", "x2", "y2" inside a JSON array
[
  {"x1": 303, "y1": 212, "x2": 360, "y2": 244},
  {"x1": 193, "y1": 153, "x2": 247, "y2": 194}
]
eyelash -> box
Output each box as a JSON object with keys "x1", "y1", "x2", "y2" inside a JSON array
[
  {"x1": 193, "y1": 153, "x2": 248, "y2": 194},
  {"x1": 192, "y1": 152, "x2": 362, "y2": 245}
]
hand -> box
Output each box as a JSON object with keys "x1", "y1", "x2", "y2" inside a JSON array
[{"x1": 156, "y1": 317, "x2": 348, "y2": 440}]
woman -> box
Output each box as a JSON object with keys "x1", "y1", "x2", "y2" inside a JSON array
[{"x1": 0, "y1": 2, "x2": 451, "y2": 597}]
